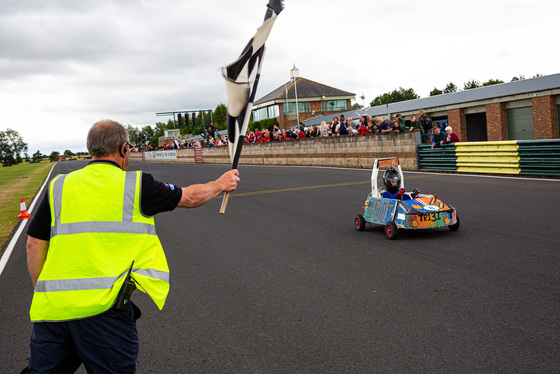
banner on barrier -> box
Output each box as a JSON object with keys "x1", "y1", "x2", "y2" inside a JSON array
[{"x1": 144, "y1": 151, "x2": 177, "y2": 160}]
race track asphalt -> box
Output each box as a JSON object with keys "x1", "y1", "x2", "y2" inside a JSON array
[{"x1": 1, "y1": 160, "x2": 559, "y2": 373}]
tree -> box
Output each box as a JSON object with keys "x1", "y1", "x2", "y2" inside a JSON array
[
  {"x1": 443, "y1": 82, "x2": 458, "y2": 94},
  {"x1": 429, "y1": 87, "x2": 443, "y2": 96},
  {"x1": 213, "y1": 104, "x2": 227, "y2": 130},
  {"x1": 482, "y1": 79, "x2": 504, "y2": 87},
  {"x1": 511, "y1": 75, "x2": 525, "y2": 81},
  {"x1": 370, "y1": 87, "x2": 420, "y2": 107},
  {"x1": 126, "y1": 125, "x2": 141, "y2": 145},
  {"x1": 32, "y1": 150, "x2": 42, "y2": 162},
  {"x1": 463, "y1": 80, "x2": 482, "y2": 90},
  {"x1": 49, "y1": 151, "x2": 60, "y2": 162},
  {"x1": 0, "y1": 128, "x2": 28, "y2": 164},
  {"x1": 140, "y1": 125, "x2": 155, "y2": 146},
  {"x1": 63, "y1": 149, "x2": 74, "y2": 157},
  {"x1": 351, "y1": 102, "x2": 363, "y2": 110}
]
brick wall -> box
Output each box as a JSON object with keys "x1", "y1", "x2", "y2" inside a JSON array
[
  {"x1": 133, "y1": 132, "x2": 420, "y2": 171},
  {"x1": 532, "y1": 95, "x2": 559, "y2": 139},
  {"x1": 447, "y1": 108, "x2": 466, "y2": 141},
  {"x1": 486, "y1": 103, "x2": 508, "y2": 141}
]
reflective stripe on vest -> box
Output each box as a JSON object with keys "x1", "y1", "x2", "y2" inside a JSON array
[
  {"x1": 50, "y1": 172, "x2": 156, "y2": 238},
  {"x1": 35, "y1": 268, "x2": 169, "y2": 292}
]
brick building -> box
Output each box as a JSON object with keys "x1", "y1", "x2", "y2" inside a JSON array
[
  {"x1": 252, "y1": 72, "x2": 355, "y2": 129},
  {"x1": 305, "y1": 73, "x2": 560, "y2": 141}
]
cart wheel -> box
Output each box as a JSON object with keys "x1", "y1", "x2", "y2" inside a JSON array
[
  {"x1": 355, "y1": 215, "x2": 366, "y2": 231},
  {"x1": 385, "y1": 221, "x2": 398, "y2": 240},
  {"x1": 449, "y1": 215, "x2": 460, "y2": 231}
]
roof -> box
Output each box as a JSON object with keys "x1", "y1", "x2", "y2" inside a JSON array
[
  {"x1": 303, "y1": 73, "x2": 560, "y2": 126},
  {"x1": 254, "y1": 77, "x2": 355, "y2": 106}
]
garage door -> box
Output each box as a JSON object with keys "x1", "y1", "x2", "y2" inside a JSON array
[{"x1": 506, "y1": 107, "x2": 534, "y2": 140}]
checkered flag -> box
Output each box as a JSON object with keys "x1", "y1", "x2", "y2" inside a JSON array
[{"x1": 220, "y1": 0, "x2": 284, "y2": 214}]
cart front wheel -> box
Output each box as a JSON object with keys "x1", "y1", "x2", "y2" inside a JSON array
[
  {"x1": 355, "y1": 215, "x2": 366, "y2": 231},
  {"x1": 385, "y1": 221, "x2": 398, "y2": 240}
]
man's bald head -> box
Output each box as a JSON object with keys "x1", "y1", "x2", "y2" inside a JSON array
[{"x1": 87, "y1": 120, "x2": 129, "y2": 157}]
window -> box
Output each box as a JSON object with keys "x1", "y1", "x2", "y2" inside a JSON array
[
  {"x1": 321, "y1": 100, "x2": 347, "y2": 112},
  {"x1": 283, "y1": 102, "x2": 310, "y2": 115},
  {"x1": 252, "y1": 105, "x2": 279, "y2": 121}
]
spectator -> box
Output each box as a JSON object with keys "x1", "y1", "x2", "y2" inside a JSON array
[
  {"x1": 339, "y1": 115, "x2": 349, "y2": 135},
  {"x1": 409, "y1": 115, "x2": 422, "y2": 133},
  {"x1": 431, "y1": 126, "x2": 447, "y2": 148},
  {"x1": 391, "y1": 118, "x2": 401, "y2": 132},
  {"x1": 246, "y1": 131, "x2": 255, "y2": 143},
  {"x1": 262, "y1": 129, "x2": 271, "y2": 142},
  {"x1": 338, "y1": 118, "x2": 349, "y2": 135},
  {"x1": 297, "y1": 127, "x2": 306, "y2": 139},
  {"x1": 418, "y1": 109, "x2": 433, "y2": 141},
  {"x1": 380, "y1": 117, "x2": 393, "y2": 134},
  {"x1": 396, "y1": 114, "x2": 410, "y2": 132},
  {"x1": 373, "y1": 117, "x2": 383, "y2": 133},
  {"x1": 272, "y1": 125, "x2": 281, "y2": 140},
  {"x1": 254, "y1": 128, "x2": 263, "y2": 143},
  {"x1": 206, "y1": 122, "x2": 216, "y2": 139},
  {"x1": 348, "y1": 117, "x2": 360, "y2": 130},
  {"x1": 329, "y1": 117, "x2": 339, "y2": 136},
  {"x1": 320, "y1": 121, "x2": 329, "y2": 137},
  {"x1": 441, "y1": 126, "x2": 461, "y2": 144},
  {"x1": 358, "y1": 120, "x2": 369, "y2": 135}
]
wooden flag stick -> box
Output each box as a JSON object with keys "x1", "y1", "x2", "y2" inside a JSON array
[{"x1": 219, "y1": 191, "x2": 230, "y2": 215}]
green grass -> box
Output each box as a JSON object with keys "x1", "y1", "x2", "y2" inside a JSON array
[{"x1": 0, "y1": 162, "x2": 54, "y2": 253}]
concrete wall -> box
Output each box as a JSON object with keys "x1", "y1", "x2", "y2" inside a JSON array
[{"x1": 131, "y1": 131, "x2": 420, "y2": 171}]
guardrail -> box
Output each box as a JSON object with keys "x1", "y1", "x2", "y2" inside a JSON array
[{"x1": 418, "y1": 139, "x2": 560, "y2": 176}]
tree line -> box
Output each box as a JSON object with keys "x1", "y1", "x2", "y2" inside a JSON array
[{"x1": 367, "y1": 74, "x2": 541, "y2": 107}]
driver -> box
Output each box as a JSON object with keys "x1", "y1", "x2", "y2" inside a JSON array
[{"x1": 382, "y1": 168, "x2": 418, "y2": 200}]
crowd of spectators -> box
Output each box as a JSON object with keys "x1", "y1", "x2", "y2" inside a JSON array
[
  {"x1": 134, "y1": 110, "x2": 460, "y2": 152},
  {"x1": 242, "y1": 109, "x2": 455, "y2": 145}
]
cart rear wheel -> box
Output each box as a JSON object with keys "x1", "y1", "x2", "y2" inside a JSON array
[
  {"x1": 385, "y1": 221, "x2": 398, "y2": 240},
  {"x1": 355, "y1": 215, "x2": 366, "y2": 231},
  {"x1": 449, "y1": 215, "x2": 460, "y2": 231}
]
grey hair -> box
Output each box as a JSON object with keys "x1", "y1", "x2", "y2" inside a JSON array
[{"x1": 87, "y1": 120, "x2": 129, "y2": 157}]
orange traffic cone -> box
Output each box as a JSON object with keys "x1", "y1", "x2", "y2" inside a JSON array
[{"x1": 18, "y1": 198, "x2": 31, "y2": 220}]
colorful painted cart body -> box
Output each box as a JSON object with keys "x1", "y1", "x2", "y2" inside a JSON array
[{"x1": 355, "y1": 157, "x2": 459, "y2": 239}]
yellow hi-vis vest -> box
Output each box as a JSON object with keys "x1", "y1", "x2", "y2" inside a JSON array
[{"x1": 30, "y1": 162, "x2": 170, "y2": 322}]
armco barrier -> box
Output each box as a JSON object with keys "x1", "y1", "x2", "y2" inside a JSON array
[{"x1": 418, "y1": 139, "x2": 560, "y2": 176}]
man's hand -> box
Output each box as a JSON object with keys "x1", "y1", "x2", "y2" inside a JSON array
[
  {"x1": 217, "y1": 169, "x2": 240, "y2": 192},
  {"x1": 398, "y1": 188, "x2": 405, "y2": 197},
  {"x1": 178, "y1": 169, "x2": 240, "y2": 209}
]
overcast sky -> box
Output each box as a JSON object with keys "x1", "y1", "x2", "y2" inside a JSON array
[{"x1": 1, "y1": 0, "x2": 558, "y2": 154}]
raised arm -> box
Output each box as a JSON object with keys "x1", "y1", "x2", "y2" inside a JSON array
[{"x1": 178, "y1": 169, "x2": 239, "y2": 209}]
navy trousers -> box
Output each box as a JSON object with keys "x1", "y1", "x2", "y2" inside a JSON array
[{"x1": 21, "y1": 302, "x2": 140, "y2": 374}]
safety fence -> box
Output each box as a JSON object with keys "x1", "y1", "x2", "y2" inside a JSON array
[{"x1": 418, "y1": 139, "x2": 560, "y2": 176}]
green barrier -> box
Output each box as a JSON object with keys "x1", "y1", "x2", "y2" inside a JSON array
[
  {"x1": 518, "y1": 139, "x2": 560, "y2": 176},
  {"x1": 417, "y1": 139, "x2": 560, "y2": 177},
  {"x1": 417, "y1": 144, "x2": 457, "y2": 172}
]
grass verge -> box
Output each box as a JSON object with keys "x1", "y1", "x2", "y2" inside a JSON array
[{"x1": 0, "y1": 162, "x2": 54, "y2": 254}]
